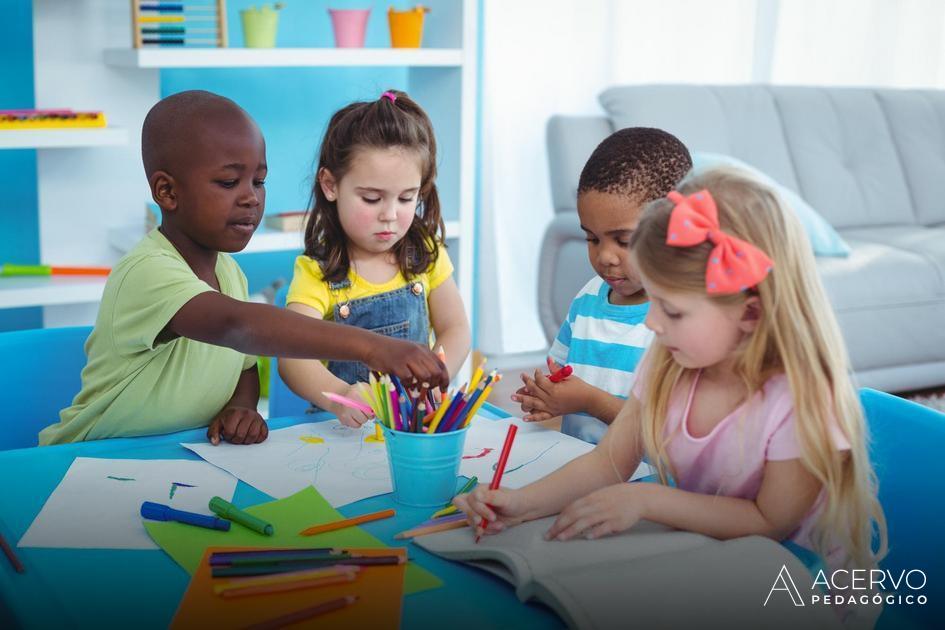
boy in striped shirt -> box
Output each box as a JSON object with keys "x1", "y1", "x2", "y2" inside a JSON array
[{"x1": 513, "y1": 128, "x2": 692, "y2": 443}]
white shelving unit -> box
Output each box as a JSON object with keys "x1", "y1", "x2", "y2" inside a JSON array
[
  {"x1": 12, "y1": 0, "x2": 477, "y2": 335},
  {"x1": 108, "y1": 221, "x2": 462, "y2": 256},
  {"x1": 0, "y1": 276, "x2": 107, "y2": 310},
  {"x1": 0, "y1": 128, "x2": 128, "y2": 149},
  {"x1": 104, "y1": 47, "x2": 463, "y2": 68}
]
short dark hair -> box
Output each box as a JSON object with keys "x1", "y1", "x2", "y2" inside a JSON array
[
  {"x1": 577, "y1": 127, "x2": 692, "y2": 204},
  {"x1": 304, "y1": 89, "x2": 444, "y2": 283},
  {"x1": 141, "y1": 89, "x2": 248, "y2": 178}
]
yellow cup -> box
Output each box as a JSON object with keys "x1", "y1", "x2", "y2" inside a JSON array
[{"x1": 388, "y1": 6, "x2": 427, "y2": 48}]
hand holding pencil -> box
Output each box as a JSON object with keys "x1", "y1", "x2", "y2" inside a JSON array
[{"x1": 452, "y1": 424, "x2": 523, "y2": 540}]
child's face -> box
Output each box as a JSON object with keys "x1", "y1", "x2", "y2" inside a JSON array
[
  {"x1": 171, "y1": 114, "x2": 267, "y2": 253},
  {"x1": 637, "y1": 268, "x2": 759, "y2": 370},
  {"x1": 321, "y1": 146, "x2": 422, "y2": 258},
  {"x1": 577, "y1": 190, "x2": 645, "y2": 302}
]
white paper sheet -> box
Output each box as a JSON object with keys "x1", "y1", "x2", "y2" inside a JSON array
[
  {"x1": 19, "y1": 458, "x2": 238, "y2": 550},
  {"x1": 183, "y1": 421, "x2": 392, "y2": 507},
  {"x1": 459, "y1": 417, "x2": 653, "y2": 488}
]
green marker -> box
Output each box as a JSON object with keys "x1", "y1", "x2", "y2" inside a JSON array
[
  {"x1": 1, "y1": 264, "x2": 52, "y2": 277},
  {"x1": 209, "y1": 496, "x2": 274, "y2": 536}
]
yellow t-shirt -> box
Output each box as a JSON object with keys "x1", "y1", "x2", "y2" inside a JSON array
[
  {"x1": 39, "y1": 229, "x2": 257, "y2": 445},
  {"x1": 286, "y1": 244, "x2": 454, "y2": 324}
]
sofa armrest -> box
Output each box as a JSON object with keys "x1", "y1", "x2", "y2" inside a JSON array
[{"x1": 538, "y1": 213, "x2": 595, "y2": 344}]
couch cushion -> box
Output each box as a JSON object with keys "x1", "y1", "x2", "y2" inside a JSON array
[
  {"x1": 817, "y1": 237, "x2": 945, "y2": 370},
  {"x1": 840, "y1": 226, "x2": 945, "y2": 281},
  {"x1": 600, "y1": 85, "x2": 801, "y2": 193},
  {"x1": 770, "y1": 87, "x2": 916, "y2": 229},
  {"x1": 877, "y1": 90, "x2": 945, "y2": 226},
  {"x1": 546, "y1": 116, "x2": 615, "y2": 212}
]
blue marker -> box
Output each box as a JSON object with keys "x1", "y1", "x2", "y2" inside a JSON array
[{"x1": 141, "y1": 501, "x2": 231, "y2": 531}]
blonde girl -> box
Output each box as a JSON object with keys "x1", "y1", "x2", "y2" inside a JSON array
[{"x1": 455, "y1": 168, "x2": 885, "y2": 576}]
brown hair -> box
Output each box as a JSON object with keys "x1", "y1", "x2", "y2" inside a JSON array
[{"x1": 303, "y1": 90, "x2": 444, "y2": 282}]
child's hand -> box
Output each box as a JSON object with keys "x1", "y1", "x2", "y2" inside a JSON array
[
  {"x1": 366, "y1": 337, "x2": 449, "y2": 390},
  {"x1": 544, "y1": 483, "x2": 643, "y2": 541},
  {"x1": 332, "y1": 383, "x2": 374, "y2": 428},
  {"x1": 453, "y1": 485, "x2": 529, "y2": 537},
  {"x1": 207, "y1": 406, "x2": 269, "y2": 445},
  {"x1": 512, "y1": 362, "x2": 592, "y2": 421}
]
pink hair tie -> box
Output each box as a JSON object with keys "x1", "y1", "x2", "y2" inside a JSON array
[{"x1": 381, "y1": 91, "x2": 397, "y2": 103}]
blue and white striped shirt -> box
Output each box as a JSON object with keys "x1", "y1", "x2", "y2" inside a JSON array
[{"x1": 548, "y1": 276, "x2": 653, "y2": 443}]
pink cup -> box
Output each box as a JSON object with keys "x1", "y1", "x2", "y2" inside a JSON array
[{"x1": 328, "y1": 8, "x2": 371, "y2": 48}]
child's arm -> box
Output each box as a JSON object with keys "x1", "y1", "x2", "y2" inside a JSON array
[
  {"x1": 545, "y1": 457, "x2": 824, "y2": 542},
  {"x1": 513, "y1": 360, "x2": 624, "y2": 423},
  {"x1": 454, "y1": 396, "x2": 646, "y2": 535},
  {"x1": 206, "y1": 365, "x2": 268, "y2": 445},
  {"x1": 166, "y1": 291, "x2": 449, "y2": 389},
  {"x1": 427, "y1": 276, "x2": 471, "y2": 378},
  {"x1": 278, "y1": 303, "x2": 374, "y2": 427}
]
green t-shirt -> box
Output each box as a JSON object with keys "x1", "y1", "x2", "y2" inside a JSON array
[{"x1": 39, "y1": 229, "x2": 257, "y2": 445}]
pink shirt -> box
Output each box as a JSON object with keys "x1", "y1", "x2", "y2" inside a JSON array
[{"x1": 635, "y1": 369, "x2": 851, "y2": 565}]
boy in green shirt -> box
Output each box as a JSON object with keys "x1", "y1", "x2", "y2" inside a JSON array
[{"x1": 40, "y1": 90, "x2": 448, "y2": 445}]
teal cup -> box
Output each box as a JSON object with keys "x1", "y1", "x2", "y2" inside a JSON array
[{"x1": 382, "y1": 424, "x2": 469, "y2": 507}]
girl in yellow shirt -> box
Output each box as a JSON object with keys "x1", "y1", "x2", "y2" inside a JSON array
[{"x1": 280, "y1": 90, "x2": 471, "y2": 426}]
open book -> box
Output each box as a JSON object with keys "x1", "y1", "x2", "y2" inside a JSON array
[{"x1": 415, "y1": 517, "x2": 842, "y2": 629}]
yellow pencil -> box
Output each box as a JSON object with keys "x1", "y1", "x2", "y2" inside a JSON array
[
  {"x1": 394, "y1": 518, "x2": 469, "y2": 540},
  {"x1": 462, "y1": 384, "x2": 494, "y2": 428},
  {"x1": 468, "y1": 356, "x2": 487, "y2": 391},
  {"x1": 426, "y1": 391, "x2": 454, "y2": 433}
]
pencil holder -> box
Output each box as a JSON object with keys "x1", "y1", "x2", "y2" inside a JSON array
[
  {"x1": 382, "y1": 424, "x2": 468, "y2": 507},
  {"x1": 329, "y1": 8, "x2": 371, "y2": 48},
  {"x1": 387, "y1": 6, "x2": 427, "y2": 48}
]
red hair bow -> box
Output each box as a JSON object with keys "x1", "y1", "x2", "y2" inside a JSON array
[{"x1": 665, "y1": 189, "x2": 773, "y2": 295}]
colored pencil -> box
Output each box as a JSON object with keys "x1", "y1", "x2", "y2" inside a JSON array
[
  {"x1": 218, "y1": 571, "x2": 358, "y2": 598},
  {"x1": 246, "y1": 595, "x2": 358, "y2": 630},
  {"x1": 212, "y1": 556, "x2": 403, "y2": 578},
  {"x1": 215, "y1": 565, "x2": 357, "y2": 593},
  {"x1": 463, "y1": 384, "x2": 496, "y2": 428},
  {"x1": 299, "y1": 508, "x2": 396, "y2": 536},
  {"x1": 413, "y1": 513, "x2": 467, "y2": 529},
  {"x1": 426, "y1": 390, "x2": 453, "y2": 433},
  {"x1": 468, "y1": 356, "x2": 487, "y2": 391},
  {"x1": 210, "y1": 548, "x2": 334, "y2": 566},
  {"x1": 394, "y1": 517, "x2": 469, "y2": 540},
  {"x1": 434, "y1": 384, "x2": 467, "y2": 432},
  {"x1": 477, "y1": 424, "x2": 518, "y2": 543},
  {"x1": 430, "y1": 475, "x2": 478, "y2": 519},
  {"x1": 0, "y1": 532, "x2": 24, "y2": 574},
  {"x1": 322, "y1": 392, "x2": 373, "y2": 416}
]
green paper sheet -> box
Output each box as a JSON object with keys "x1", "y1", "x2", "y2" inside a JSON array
[{"x1": 144, "y1": 486, "x2": 440, "y2": 595}]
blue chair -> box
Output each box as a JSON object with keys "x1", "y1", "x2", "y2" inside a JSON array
[
  {"x1": 268, "y1": 286, "x2": 312, "y2": 418},
  {"x1": 0, "y1": 326, "x2": 92, "y2": 450},
  {"x1": 862, "y1": 388, "x2": 945, "y2": 629}
]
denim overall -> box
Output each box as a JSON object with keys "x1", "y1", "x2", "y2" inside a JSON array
[{"x1": 325, "y1": 276, "x2": 431, "y2": 386}]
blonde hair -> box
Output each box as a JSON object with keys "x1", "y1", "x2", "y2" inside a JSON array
[{"x1": 629, "y1": 167, "x2": 886, "y2": 569}]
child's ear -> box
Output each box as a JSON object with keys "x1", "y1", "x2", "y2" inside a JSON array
[
  {"x1": 318, "y1": 168, "x2": 338, "y2": 202},
  {"x1": 738, "y1": 295, "x2": 763, "y2": 333},
  {"x1": 150, "y1": 171, "x2": 177, "y2": 212}
]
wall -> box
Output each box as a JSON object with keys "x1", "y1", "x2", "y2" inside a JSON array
[{"x1": 0, "y1": 0, "x2": 42, "y2": 330}]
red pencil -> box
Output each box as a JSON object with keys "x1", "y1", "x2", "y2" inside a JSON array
[
  {"x1": 476, "y1": 423, "x2": 518, "y2": 543},
  {"x1": 0, "y1": 532, "x2": 25, "y2": 573},
  {"x1": 548, "y1": 364, "x2": 573, "y2": 383}
]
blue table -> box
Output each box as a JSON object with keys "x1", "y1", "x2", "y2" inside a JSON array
[{"x1": 0, "y1": 405, "x2": 562, "y2": 629}]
